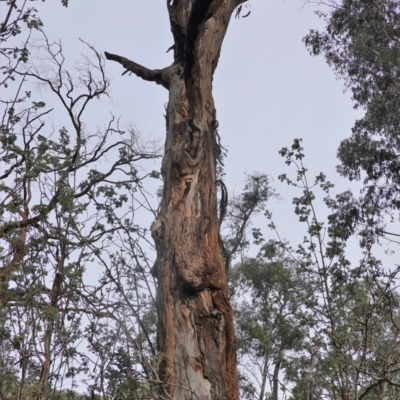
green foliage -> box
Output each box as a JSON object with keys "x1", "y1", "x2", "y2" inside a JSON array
[
  {"x1": 304, "y1": 0, "x2": 400, "y2": 242},
  {"x1": 232, "y1": 140, "x2": 400, "y2": 399},
  {"x1": 223, "y1": 173, "x2": 277, "y2": 267},
  {"x1": 0, "y1": 17, "x2": 161, "y2": 398},
  {"x1": 232, "y1": 242, "x2": 312, "y2": 400}
]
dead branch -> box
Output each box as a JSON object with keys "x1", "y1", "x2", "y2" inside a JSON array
[{"x1": 104, "y1": 51, "x2": 171, "y2": 89}]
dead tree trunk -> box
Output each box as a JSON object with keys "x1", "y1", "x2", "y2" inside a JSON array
[{"x1": 106, "y1": 1, "x2": 246, "y2": 398}]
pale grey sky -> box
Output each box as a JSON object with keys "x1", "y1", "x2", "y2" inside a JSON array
[{"x1": 33, "y1": 0, "x2": 363, "y2": 248}]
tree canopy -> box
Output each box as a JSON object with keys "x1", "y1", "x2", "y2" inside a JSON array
[{"x1": 305, "y1": 0, "x2": 400, "y2": 243}]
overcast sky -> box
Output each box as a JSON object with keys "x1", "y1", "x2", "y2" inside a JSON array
[{"x1": 30, "y1": 0, "x2": 366, "y2": 252}]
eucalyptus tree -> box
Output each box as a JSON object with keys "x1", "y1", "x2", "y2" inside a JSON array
[
  {"x1": 105, "y1": 1, "x2": 251, "y2": 398},
  {"x1": 304, "y1": 0, "x2": 400, "y2": 245},
  {"x1": 274, "y1": 140, "x2": 400, "y2": 400},
  {"x1": 231, "y1": 243, "x2": 311, "y2": 400},
  {"x1": 301, "y1": 1, "x2": 400, "y2": 396}
]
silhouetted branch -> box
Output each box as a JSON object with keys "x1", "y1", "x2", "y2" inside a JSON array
[{"x1": 104, "y1": 51, "x2": 171, "y2": 89}]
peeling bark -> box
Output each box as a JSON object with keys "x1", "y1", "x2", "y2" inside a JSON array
[{"x1": 106, "y1": 1, "x2": 247, "y2": 398}]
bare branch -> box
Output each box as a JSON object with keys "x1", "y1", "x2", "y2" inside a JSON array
[
  {"x1": 0, "y1": 0, "x2": 17, "y2": 35},
  {"x1": 104, "y1": 51, "x2": 171, "y2": 89}
]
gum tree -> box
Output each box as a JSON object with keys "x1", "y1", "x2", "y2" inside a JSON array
[
  {"x1": 304, "y1": 0, "x2": 400, "y2": 244},
  {"x1": 105, "y1": 1, "x2": 248, "y2": 398}
]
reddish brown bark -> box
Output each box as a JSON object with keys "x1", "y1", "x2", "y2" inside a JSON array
[{"x1": 106, "y1": 1, "x2": 246, "y2": 398}]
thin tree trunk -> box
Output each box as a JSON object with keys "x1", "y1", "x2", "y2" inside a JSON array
[
  {"x1": 106, "y1": 1, "x2": 246, "y2": 398},
  {"x1": 378, "y1": 381, "x2": 388, "y2": 400},
  {"x1": 34, "y1": 273, "x2": 62, "y2": 400},
  {"x1": 0, "y1": 221, "x2": 27, "y2": 306},
  {"x1": 17, "y1": 356, "x2": 27, "y2": 400},
  {"x1": 259, "y1": 352, "x2": 269, "y2": 400},
  {"x1": 271, "y1": 348, "x2": 283, "y2": 400}
]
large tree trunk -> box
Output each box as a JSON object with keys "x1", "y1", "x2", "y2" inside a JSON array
[{"x1": 106, "y1": 1, "x2": 245, "y2": 399}]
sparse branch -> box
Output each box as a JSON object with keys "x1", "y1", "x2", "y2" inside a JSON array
[
  {"x1": 224, "y1": 174, "x2": 274, "y2": 266},
  {"x1": 104, "y1": 51, "x2": 171, "y2": 89},
  {"x1": 0, "y1": 185, "x2": 62, "y2": 240},
  {"x1": 0, "y1": 0, "x2": 17, "y2": 35},
  {"x1": 0, "y1": 108, "x2": 53, "y2": 180},
  {"x1": 90, "y1": 245, "x2": 157, "y2": 357},
  {"x1": 73, "y1": 155, "x2": 128, "y2": 199}
]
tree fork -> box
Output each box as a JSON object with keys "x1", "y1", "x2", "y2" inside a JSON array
[{"x1": 106, "y1": 1, "x2": 246, "y2": 398}]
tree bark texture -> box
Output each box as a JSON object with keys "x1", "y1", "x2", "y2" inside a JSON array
[{"x1": 106, "y1": 1, "x2": 246, "y2": 398}]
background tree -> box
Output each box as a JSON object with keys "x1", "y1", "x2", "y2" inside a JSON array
[
  {"x1": 272, "y1": 140, "x2": 400, "y2": 399},
  {"x1": 221, "y1": 139, "x2": 400, "y2": 400},
  {"x1": 304, "y1": 0, "x2": 400, "y2": 245},
  {"x1": 0, "y1": 4, "x2": 162, "y2": 397},
  {"x1": 231, "y1": 242, "x2": 311, "y2": 400}
]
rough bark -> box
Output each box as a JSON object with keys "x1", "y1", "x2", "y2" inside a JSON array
[{"x1": 106, "y1": 1, "x2": 246, "y2": 398}]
